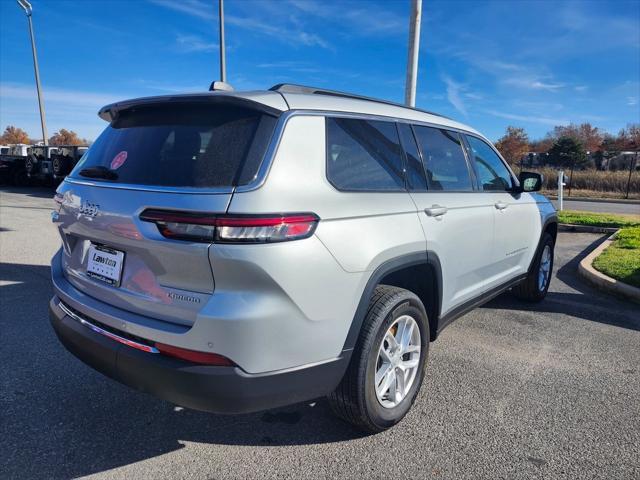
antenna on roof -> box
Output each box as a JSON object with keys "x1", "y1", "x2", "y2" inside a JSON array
[{"x1": 209, "y1": 81, "x2": 234, "y2": 92}]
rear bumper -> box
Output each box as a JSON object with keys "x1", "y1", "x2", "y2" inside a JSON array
[{"x1": 49, "y1": 296, "x2": 348, "y2": 414}]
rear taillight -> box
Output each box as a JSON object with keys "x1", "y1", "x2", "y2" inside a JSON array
[
  {"x1": 140, "y1": 209, "x2": 319, "y2": 244},
  {"x1": 155, "y1": 342, "x2": 235, "y2": 366}
]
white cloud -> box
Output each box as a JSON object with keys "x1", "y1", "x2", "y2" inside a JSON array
[
  {"x1": 441, "y1": 75, "x2": 467, "y2": 116},
  {"x1": 148, "y1": 0, "x2": 214, "y2": 20},
  {"x1": 150, "y1": 0, "x2": 330, "y2": 49},
  {"x1": 503, "y1": 76, "x2": 565, "y2": 92},
  {"x1": 487, "y1": 110, "x2": 569, "y2": 126},
  {"x1": 286, "y1": 0, "x2": 405, "y2": 35},
  {"x1": 176, "y1": 34, "x2": 218, "y2": 53},
  {"x1": 627, "y1": 97, "x2": 638, "y2": 106},
  {"x1": 1, "y1": 83, "x2": 122, "y2": 107}
]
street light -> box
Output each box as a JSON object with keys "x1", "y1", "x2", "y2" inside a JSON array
[
  {"x1": 404, "y1": 0, "x2": 422, "y2": 107},
  {"x1": 17, "y1": 0, "x2": 48, "y2": 146},
  {"x1": 218, "y1": 0, "x2": 226, "y2": 83}
]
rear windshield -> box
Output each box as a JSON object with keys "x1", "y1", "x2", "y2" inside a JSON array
[{"x1": 70, "y1": 103, "x2": 278, "y2": 188}]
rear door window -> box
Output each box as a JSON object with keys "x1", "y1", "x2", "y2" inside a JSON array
[
  {"x1": 413, "y1": 126, "x2": 473, "y2": 191},
  {"x1": 71, "y1": 103, "x2": 277, "y2": 188},
  {"x1": 326, "y1": 117, "x2": 405, "y2": 191},
  {"x1": 465, "y1": 135, "x2": 513, "y2": 191}
]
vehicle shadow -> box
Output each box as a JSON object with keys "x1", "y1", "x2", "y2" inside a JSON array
[
  {"x1": 483, "y1": 234, "x2": 640, "y2": 332},
  {"x1": 0, "y1": 263, "x2": 363, "y2": 480}
]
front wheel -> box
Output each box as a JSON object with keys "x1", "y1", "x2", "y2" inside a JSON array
[
  {"x1": 512, "y1": 233, "x2": 554, "y2": 302},
  {"x1": 328, "y1": 285, "x2": 429, "y2": 433}
]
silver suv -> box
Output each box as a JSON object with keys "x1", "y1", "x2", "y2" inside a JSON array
[{"x1": 49, "y1": 84, "x2": 557, "y2": 432}]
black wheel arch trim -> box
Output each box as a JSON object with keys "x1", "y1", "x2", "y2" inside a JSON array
[
  {"x1": 527, "y1": 215, "x2": 558, "y2": 275},
  {"x1": 341, "y1": 251, "x2": 443, "y2": 351}
]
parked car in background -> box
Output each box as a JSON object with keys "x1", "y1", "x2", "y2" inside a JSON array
[
  {"x1": 49, "y1": 84, "x2": 557, "y2": 432},
  {"x1": 26, "y1": 145, "x2": 87, "y2": 185},
  {"x1": 52, "y1": 145, "x2": 89, "y2": 179},
  {"x1": 0, "y1": 144, "x2": 31, "y2": 186},
  {"x1": 25, "y1": 145, "x2": 58, "y2": 184}
]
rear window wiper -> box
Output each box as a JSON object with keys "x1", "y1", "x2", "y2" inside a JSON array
[{"x1": 79, "y1": 166, "x2": 118, "y2": 180}]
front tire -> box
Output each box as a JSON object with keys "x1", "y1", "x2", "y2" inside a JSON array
[
  {"x1": 328, "y1": 285, "x2": 429, "y2": 433},
  {"x1": 512, "y1": 233, "x2": 554, "y2": 302}
]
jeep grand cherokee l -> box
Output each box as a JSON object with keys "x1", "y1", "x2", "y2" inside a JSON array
[{"x1": 49, "y1": 84, "x2": 557, "y2": 432}]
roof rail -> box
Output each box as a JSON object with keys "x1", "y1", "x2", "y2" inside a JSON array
[{"x1": 269, "y1": 83, "x2": 448, "y2": 119}]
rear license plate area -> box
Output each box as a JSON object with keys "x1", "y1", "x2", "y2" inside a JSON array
[{"x1": 86, "y1": 244, "x2": 125, "y2": 286}]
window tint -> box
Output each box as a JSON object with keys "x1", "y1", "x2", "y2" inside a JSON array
[
  {"x1": 397, "y1": 123, "x2": 427, "y2": 191},
  {"x1": 413, "y1": 126, "x2": 473, "y2": 191},
  {"x1": 466, "y1": 136, "x2": 513, "y2": 191},
  {"x1": 326, "y1": 117, "x2": 405, "y2": 191},
  {"x1": 70, "y1": 103, "x2": 277, "y2": 187}
]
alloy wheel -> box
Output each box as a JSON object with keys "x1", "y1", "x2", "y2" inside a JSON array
[{"x1": 375, "y1": 315, "x2": 421, "y2": 408}]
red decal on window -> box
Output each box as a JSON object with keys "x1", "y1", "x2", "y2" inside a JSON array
[{"x1": 110, "y1": 151, "x2": 128, "y2": 170}]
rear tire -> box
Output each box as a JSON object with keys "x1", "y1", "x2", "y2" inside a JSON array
[
  {"x1": 25, "y1": 155, "x2": 38, "y2": 176},
  {"x1": 512, "y1": 233, "x2": 554, "y2": 302},
  {"x1": 328, "y1": 285, "x2": 429, "y2": 433},
  {"x1": 52, "y1": 155, "x2": 71, "y2": 176}
]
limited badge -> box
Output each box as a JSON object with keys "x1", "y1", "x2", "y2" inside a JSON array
[{"x1": 110, "y1": 151, "x2": 128, "y2": 170}]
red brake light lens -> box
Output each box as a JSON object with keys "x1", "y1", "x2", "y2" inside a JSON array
[{"x1": 140, "y1": 210, "x2": 319, "y2": 244}]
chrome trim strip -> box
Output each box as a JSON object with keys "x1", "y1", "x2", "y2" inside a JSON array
[
  {"x1": 58, "y1": 301, "x2": 160, "y2": 354},
  {"x1": 63, "y1": 178, "x2": 235, "y2": 195}
]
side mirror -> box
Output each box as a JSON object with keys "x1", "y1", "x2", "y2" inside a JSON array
[{"x1": 516, "y1": 171, "x2": 543, "y2": 192}]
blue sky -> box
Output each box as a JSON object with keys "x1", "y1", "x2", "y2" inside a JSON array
[{"x1": 1, "y1": 0, "x2": 639, "y2": 142}]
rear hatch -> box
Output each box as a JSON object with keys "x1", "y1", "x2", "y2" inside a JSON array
[{"x1": 55, "y1": 98, "x2": 279, "y2": 326}]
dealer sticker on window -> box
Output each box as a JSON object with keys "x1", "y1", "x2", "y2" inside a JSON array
[{"x1": 86, "y1": 244, "x2": 125, "y2": 286}]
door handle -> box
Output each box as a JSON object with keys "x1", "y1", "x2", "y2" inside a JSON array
[
  {"x1": 494, "y1": 202, "x2": 508, "y2": 210},
  {"x1": 424, "y1": 205, "x2": 448, "y2": 217}
]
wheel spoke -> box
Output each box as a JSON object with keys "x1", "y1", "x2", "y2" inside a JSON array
[
  {"x1": 379, "y1": 346, "x2": 392, "y2": 363},
  {"x1": 395, "y1": 367, "x2": 405, "y2": 399},
  {"x1": 385, "y1": 331, "x2": 399, "y2": 351},
  {"x1": 375, "y1": 362, "x2": 391, "y2": 386},
  {"x1": 401, "y1": 357, "x2": 419, "y2": 369},
  {"x1": 404, "y1": 344, "x2": 420, "y2": 354},
  {"x1": 378, "y1": 368, "x2": 396, "y2": 398},
  {"x1": 400, "y1": 320, "x2": 415, "y2": 353}
]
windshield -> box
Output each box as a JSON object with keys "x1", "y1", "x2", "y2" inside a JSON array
[{"x1": 70, "y1": 103, "x2": 278, "y2": 188}]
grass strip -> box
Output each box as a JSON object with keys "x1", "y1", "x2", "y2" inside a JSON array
[
  {"x1": 557, "y1": 210, "x2": 640, "y2": 229},
  {"x1": 592, "y1": 227, "x2": 640, "y2": 288}
]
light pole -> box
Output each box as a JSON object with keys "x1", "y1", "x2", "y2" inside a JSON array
[
  {"x1": 218, "y1": 0, "x2": 226, "y2": 83},
  {"x1": 404, "y1": 0, "x2": 422, "y2": 107},
  {"x1": 17, "y1": 0, "x2": 48, "y2": 146}
]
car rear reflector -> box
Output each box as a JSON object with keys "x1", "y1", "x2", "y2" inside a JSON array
[
  {"x1": 139, "y1": 210, "x2": 319, "y2": 244},
  {"x1": 155, "y1": 343, "x2": 236, "y2": 366}
]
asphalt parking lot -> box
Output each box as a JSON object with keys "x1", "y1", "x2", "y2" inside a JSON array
[{"x1": 1, "y1": 187, "x2": 639, "y2": 480}]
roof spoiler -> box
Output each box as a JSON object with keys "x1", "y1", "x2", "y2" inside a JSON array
[{"x1": 98, "y1": 93, "x2": 282, "y2": 122}]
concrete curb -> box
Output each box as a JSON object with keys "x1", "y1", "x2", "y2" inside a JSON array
[
  {"x1": 577, "y1": 231, "x2": 640, "y2": 304},
  {"x1": 546, "y1": 195, "x2": 640, "y2": 205},
  {"x1": 558, "y1": 224, "x2": 619, "y2": 234}
]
